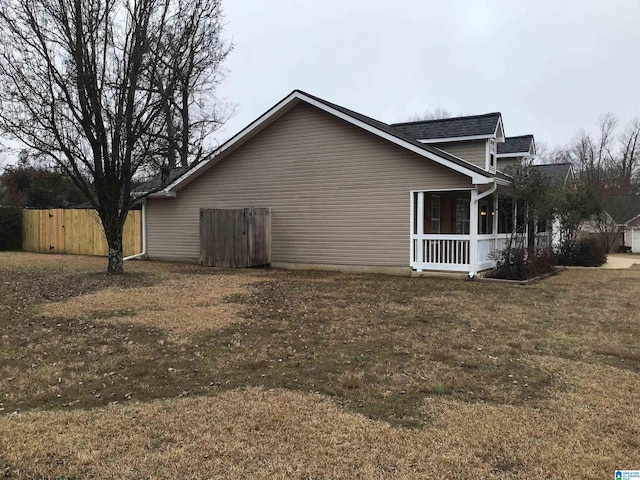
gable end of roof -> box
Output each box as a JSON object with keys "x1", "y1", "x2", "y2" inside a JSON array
[{"x1": 155, "y1": 91, "x2": 509, "y2": 195}]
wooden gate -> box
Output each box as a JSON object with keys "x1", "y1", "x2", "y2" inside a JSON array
[{"x1": 199, "y1": 208, "x2": 271, "y2": 268}]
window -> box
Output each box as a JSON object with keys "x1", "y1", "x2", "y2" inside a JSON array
[
  {"x1": 498, "y1": 198, "x2": 526, "y2": 234},
  {"x1": 498, "y1": 197, "x2": 514, "y2": 234},
  {"x1": 536, "y1": 220, "x2": 547, "y2": 233},
  {"x1": 431, "y1": 195, "x2": 440, "y2": 233},
  {"x1": 516, "y1": 199, "x2": 526, "y2": 232},
  {"x1": 479, "y1": 198, "x2": 493, "y2": 234},
  {"x1": 456, "y1": 199, "x2": 470, "y2": 234}
]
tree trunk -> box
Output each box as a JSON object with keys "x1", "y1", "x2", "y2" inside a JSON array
[
  {"x1": 108, "y1": 242, "x2": 124, "y2": 274},
  {"x1": 103, "y1": 217, "x2": 125, "y2": 274}
]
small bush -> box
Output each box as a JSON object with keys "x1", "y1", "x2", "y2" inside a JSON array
[
  {"x1": 0, "y1": 206, "x2": 22, "y2": 250},
  {"x1": 556, "y1": 238, "x2": 607, "y2": 267},
  {"x1": 490, "y1": 247, "x2": 556, "y2": 281}
]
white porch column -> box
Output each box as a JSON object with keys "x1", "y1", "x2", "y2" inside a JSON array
[
  {"x1": 415, "y1": 192, "x2": 424, "y2": 271},
  {"x1": 469, "y1": 189, "x2": 479, "y2": 277},
  {"x1": 493, "y1": 195, "x2": 499, "y2": 250}
]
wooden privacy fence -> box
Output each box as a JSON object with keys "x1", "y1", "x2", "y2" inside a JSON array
[
  {"x1": 22, "y1": 209, "x2": 142, "y2": 257},
  {"x1": 200, "y1": 208, "x2": 271, "y2": 268}
]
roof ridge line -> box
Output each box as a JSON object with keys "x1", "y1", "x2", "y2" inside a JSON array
[{"x1": 390, "y1": 112, "x2": 502, "y2": 127}]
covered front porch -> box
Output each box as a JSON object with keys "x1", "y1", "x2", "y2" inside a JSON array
[{"x1": 410, "y1": 188, "x2": 531, "y2": 276}]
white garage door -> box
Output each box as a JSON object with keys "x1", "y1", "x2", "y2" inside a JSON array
[{"x1": 633, "y1": 228, "x2": 640, "y2": 253}]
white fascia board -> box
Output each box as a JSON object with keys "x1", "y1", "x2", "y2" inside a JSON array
[
  {"x1": 493, "y1": 177, "x2": 512, "y2": 187},
  {"x1": 161, "y1": 91, "x2": 493, "y2": 195},
  {"x1": 475, "y1": 177, "x2": 511, "y2": 187},
  {"x1": 418, "y1": 134, "x2": 493, "y2": 143},
  {"x1": 148, "y1": 190, "x2": 177, "y2": 198},
  {"x1": 496, "y1": 153, "x2": 528, "y2": 158},
  {"x1": 494, "y1": 117, "x2": 505, "y2": 142}
]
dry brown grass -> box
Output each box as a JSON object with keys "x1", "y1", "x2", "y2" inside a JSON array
[
  {"x1": 1, "y1": 252, "x2": 639, "y2": 479},
  {"x1": 0, "y1": 360, "x2": 637, "y2": 479},
  {"x1": 43, "y1": 274, "x2": 264, "y2": 334}
]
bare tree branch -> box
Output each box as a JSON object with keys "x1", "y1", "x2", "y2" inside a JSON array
[{"x1": 0, "y1": 0, "x2": 232, "y2": 272}]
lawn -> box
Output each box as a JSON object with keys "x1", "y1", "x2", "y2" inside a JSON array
[{"x1": 0, "y1": 252, "x2": 638, "y2": 479}]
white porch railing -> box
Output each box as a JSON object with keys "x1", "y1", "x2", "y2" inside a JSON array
[
  {"x1": 411, "y1": 233, "x2": 514, "y2": 273},
  {"x1": 477, "y1": 234, "x2": 512, "y2": 270},
  {"x1": 411, "y1": 234, "x2": 470, "y2": 271}
]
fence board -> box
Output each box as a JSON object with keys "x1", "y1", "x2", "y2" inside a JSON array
[
  {"x1": 247, "y1": 208, "x2": 271, "y2": 267},
  {"x1": 22, "y1": 209, "x2": 142, "y2": 257}
]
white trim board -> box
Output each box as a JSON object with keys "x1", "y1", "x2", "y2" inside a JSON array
[{"x1": 496, "y1": 153, "x2": 529, "y2": 158}]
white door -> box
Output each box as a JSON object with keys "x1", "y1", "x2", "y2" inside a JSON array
[{"x1": 632, "y1": 228, "x2": 640, "y2": 253}]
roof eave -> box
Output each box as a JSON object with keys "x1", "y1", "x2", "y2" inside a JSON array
[{"x1": 496, "y1": 152, "x2": 529, "y2": 158}]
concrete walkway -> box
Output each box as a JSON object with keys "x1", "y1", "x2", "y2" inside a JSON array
[{"x1": 601, "y1": 254, "x2": 640, "y2": 269}]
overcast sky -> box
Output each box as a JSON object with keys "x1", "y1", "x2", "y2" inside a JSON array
[
  {"x1": 1, "y1": 0, "x2": 638, "y2": 166},
  {"x1": 213, "y1": 0, "x2": 640, "y2": 149}
]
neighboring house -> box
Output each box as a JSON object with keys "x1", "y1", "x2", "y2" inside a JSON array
[
  {"x1": 581, "y1": 195, "x2": 640, "y2": 253},
  {"x1": 531, "y1": 163, "x2": 575, "y2": 249},
  {"x1": 146, "y1": 90, "x2": 542, "y2": 277},
  {"x1": 622, "y1": 214, "x2": 640, "y2": 253},
  {"x1": 604, "y1": 195, "x2": 640, "y2": 253},
  {"x1": 497, "y1": 135, "x2": 536, "y2": 169}
]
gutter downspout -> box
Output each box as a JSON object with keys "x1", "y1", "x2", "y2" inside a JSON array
[
  {"x1": 468, "y1": 181, "x2": 498, "y2": 278},
  {"x1": 123, "y1": 200, "x2": 147, "y2": 261}
]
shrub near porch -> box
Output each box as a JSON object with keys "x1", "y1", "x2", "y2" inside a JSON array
[{"x1": 0, "y1": 253, "x2": 639, "y2": 479}]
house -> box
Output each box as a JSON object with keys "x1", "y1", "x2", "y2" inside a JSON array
[
  {"x1": 497, "y1": 135, "x2": 536, "y2": 169},
  {"x1": 531, "y1": 163, "x2": 575, "y2": 249},
  {"x1": 621, "y1": 214, "x2": 640, "y2": 253},
  {"x1": 145, "y1": 90, "x2": 540, "y2": 277},
  {"x1": 580, "y1": 195, "x2": 640, "y2": 253}
]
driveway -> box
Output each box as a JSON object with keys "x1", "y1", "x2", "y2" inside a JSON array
[{"x1": 602, "y1": 254, "x2": 640, "y2": 269}]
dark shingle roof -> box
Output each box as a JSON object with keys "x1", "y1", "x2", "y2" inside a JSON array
[
  {"x1": 297, "y1": 91, "x2": 510, "y2": 181},
  {"x1": 532, "y1": 163, "x2": 571, "y2": 189},
  {"x1": 602, "y1": 195, "x2": 640, "y2": 225},
  {"x1": 498, "y1": 135, "x2": 534, "y2": 155},
  {"x1": 389, "y1": 113, "x2": 501, "y2": 141}
]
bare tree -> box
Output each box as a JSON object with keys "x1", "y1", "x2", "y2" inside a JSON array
[
  {"x1": 408, "y1": 108, "x2": 453, "y2": 122},
  {"x1": 146, "y1": 0, "x2": 233, "y2": 171},
  {"x1": 613, "y1": 117, "x2": 640, "y2": 193},
  {"x1": 566, "y1": 114, "x2": 640, "y2": 192},
  {"x1": 536, "y1": 141, "x2": 572, "y2": 165},
  {"x1": 556, "y1": 114, "x2": 640, "y2": 251},
  {"x1": 569, "y1": 113, "x2": 618, "y2": 190},
  {"x1": 0, "y1": 0, "x2": 232, "y2": 273}
]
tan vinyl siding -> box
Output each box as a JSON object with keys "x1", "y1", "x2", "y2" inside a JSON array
[
  {"x1": 432, "y1": 140, "x2": 487, "y2": 169},
  {"x1": 146, "y1": 102, "x2": 473, "y2": 267}
]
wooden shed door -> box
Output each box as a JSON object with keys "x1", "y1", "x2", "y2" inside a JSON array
[{"x1": 199, "y1": 208, "x2": 271, "y2": 268}]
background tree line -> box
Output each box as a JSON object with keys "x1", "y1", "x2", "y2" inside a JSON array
[{"x1": 540, "y1": 113, "x2": 640, "y2": 195}]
